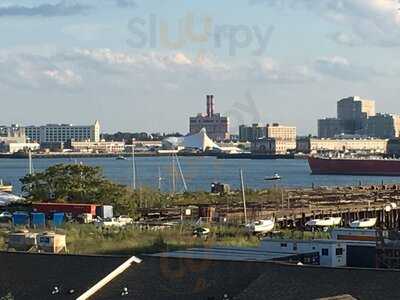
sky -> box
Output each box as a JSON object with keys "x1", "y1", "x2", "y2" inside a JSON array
[{"x1": 1, "y1": 0, "x2": 400, "y2": 135}]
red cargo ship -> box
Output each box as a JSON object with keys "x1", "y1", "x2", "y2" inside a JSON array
[{"x1": 308, "y1": 156, "x2": 400, "y2": 176}]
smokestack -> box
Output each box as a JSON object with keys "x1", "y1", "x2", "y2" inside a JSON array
[{"x1": 206, "y1": 95, "x2": 214, "y2": 117}]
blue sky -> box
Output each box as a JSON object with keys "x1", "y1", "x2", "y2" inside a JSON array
[{"x1": 1, "y1": 0, "x2": 400, "y2": 135}]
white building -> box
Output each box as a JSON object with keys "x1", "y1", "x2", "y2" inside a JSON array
[
  {"x1": 0, "y1": 142, "x2": 40, "y2": 154},
  {"x1": 25, "y1": 120, "x2": 100, "y2": 143},
  {"x1": 70, "y1": 140, "x2": 125, "y2": 153},
  {"x1": 260, "y1": 239, "x2": 347, "y2": 267}
]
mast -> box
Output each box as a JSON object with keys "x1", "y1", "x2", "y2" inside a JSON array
[
  {"x1": 171, "y1": 154, "x2": 176, "y2": 195},
  {"x1": 175, "y1": 154, "x2": 188, "y2": 192},
  {"x1": 132, "y1": 139, "x2": 136, "y2": 190},
  {"x1": 240, "y1": 169, "x2": 247, "y2": 224},
  {"x1": 28, "y1": 149, "x2": 33, "y2": 175},
  {"x1": 158, "y1": 166, "x2": 162, "y2": 191}
]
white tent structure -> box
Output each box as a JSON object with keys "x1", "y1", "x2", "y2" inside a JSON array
[
  {"x1": 0, "y1": 192, "x2": 25, "y2": 207},
  {"x1": 163, "y1": 128, "x2": 221, "y2": 152}
]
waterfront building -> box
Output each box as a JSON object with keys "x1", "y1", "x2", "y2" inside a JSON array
[
  {"x1": 251, "y1": 137, "x2": 296, "y2": 155},
  {"x1": 189, "y1": 95, "x2": 229, "y2": 142},
  {"x1": 239, "y1": 124, "x2": 266, "y2": 142},
  {"x1": 0, "y1": 142, "x2": 40, "y2": 154},
  {"x1": 296, "y1": 137, "x2": 388, "y2": 154},
  {"x1": 25, "y1": 120, "x2": 100, "y2": 143},
  {"x1": 70, "y1": 140, "x2": 125, "y2": 153},
  {"x1": 366, "y1": 113, "x2": 400, "y2": 139},
  {"x1": 162, "y1": 128, "x2": 220, "y2": 152}
]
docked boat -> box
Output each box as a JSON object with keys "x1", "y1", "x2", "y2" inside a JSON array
[
  {"x1": 308, "y1": 155, "x2": 400, "y2": 176},
  {"x1": 349, "y1": 217, "x2": 377, "y2": 228},
  {"x1": 305, "y1": 217, "x2": 341, "y2": 227},
  {"x1": 264, "y1": 173, "x2": 281, "y2": 181},
  {"x1": 246, "y1": 219, "x2": 275, "y2": 235}
]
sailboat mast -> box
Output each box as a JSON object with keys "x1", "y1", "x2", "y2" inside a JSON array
[
  {"x1": 132, "y1": 140, "x2": 136, "y2": 190},
  {"x1": 240, "y1": 169, "x2": 247, "y2": 224},
  {"x1": 28, "y1": 149, "x2": 33, "y2": 175},
  {"x1": 171, "y1": 154, "x2": 176, "y2": 194},
  {"x1": 158, "y1": 166, "x2": 162, "y2": 191},
  {"x1": 175, "y1": 154, "x2": 188, "y2": 192}
]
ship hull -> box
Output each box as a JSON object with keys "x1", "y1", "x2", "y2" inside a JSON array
[{"x1": 308, "y1": 156, "x2": 400, "y2": 176}]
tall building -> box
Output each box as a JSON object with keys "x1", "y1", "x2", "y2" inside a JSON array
[
  {"x1": 318, "y1": 96, "x2": 376, "y2": 138},
  {"x1": 337, "y1": 96, "x2": 375, "y2": 134},
  {"x1": 252, "y1": 123, "x2": 296, "y2": 154},
  {"x1": 189, "y1": 95, "x2": 229, "y2": 142},
  {"x1": 239, "y1": 123, "x2": 266, "y2": 142},
  {"x1": 25, "y1": 120, "x2": 100, "y2": 143},
  {"x1": 366, "y1": 113, "x2": 400, "y2": 138}
]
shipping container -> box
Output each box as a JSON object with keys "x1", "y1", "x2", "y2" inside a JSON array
[
  {"x1": 96, "y1": 205, "x2": 113, "y2": 219},
  {"x1": 31, "y1": 213, "x2": 46, "y2": 227},
  {"x1": 32, "y1": 203, "x2": 96, "y2": 216},
  {"x1": 12, "y1": 212, "x2": 30, "y2": 226},
  {"x1": 52, "y1": 213, "x2": 65, "y2": 227}
]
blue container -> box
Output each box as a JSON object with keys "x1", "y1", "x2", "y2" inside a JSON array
[
  {"x1": 12, "y1": 212, "x2": 30, "y2": 226},
  {"x1": 53, "y1": 213, "x2": 65, "y2": 227},
  {"x1": 31, "y1": 213, "x2": 46, "y2": 227}
]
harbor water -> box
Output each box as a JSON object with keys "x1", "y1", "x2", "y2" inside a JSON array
[{"x1": 1, "y1": 156, "x2": 400, "y2": 194}]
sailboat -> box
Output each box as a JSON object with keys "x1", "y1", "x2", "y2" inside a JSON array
[
  {"x1": 241, "y1": 169, "x2": 275, "y2": 235},
  {"x1": 305, "y1": 216, "x2": 342, "y2": 227}
]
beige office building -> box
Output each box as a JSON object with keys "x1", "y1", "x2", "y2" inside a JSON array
[{"x1": 266, "y1": 123, "x2": 296, "y2": 141}]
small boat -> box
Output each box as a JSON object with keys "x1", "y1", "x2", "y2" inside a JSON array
[
  {"x1": 116, "y1": 155, "x2": 127, "y2": 160},
  {"x1": 264, "y1": 173, "x2": 281, "y2": 181},
  {"x1": 305, "y1": 217, "x2": 341, "y2": 227},
  {"x1": 246, "y1": 219, "x2": 275, "y2": 235},
  {"x1": 349, "y1": 217, "x2": 377, "y2": 228}
]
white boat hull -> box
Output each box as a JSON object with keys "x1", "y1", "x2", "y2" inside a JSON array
[
  {"x1": 246, "y1": 219, "x2": 275, "y2": 234},
  {"x1": 306, "y1": 217, "x2": 341, "y2": 227},
  {"x1": 349, "y1": 218, "x2": 377, "y2": 228}
]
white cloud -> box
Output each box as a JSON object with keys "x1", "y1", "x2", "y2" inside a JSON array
[{"x1": 250, "y1": 0, "x2": 400, "y2": 47}]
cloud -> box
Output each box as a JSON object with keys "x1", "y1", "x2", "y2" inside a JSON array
[
  {"x1": 249, "y1": 0, "x2": 400, "y2": 47},
  {"x1": 313, "y1": 56, "x2": 376, "y2": 81},
  {"x1": 0, "y1": 1, "x2": 91, "y2": 17}
]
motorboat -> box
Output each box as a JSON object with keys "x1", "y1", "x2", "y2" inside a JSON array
[
  {"x1": 305, "y1": 217, "x2": 341, "y2": 227},
  {"x1": 116, "y1": 155, "x2": 127, "y2": 160},
  {"x1": 349, "y1": 217, "x2": 377, "y2": 228},
  {"x1": 265, "y1": 173, "x2": 281, "y2": 181},
  {"x1": 246, "y1": 219, "x2": 275, "y2": 235}
]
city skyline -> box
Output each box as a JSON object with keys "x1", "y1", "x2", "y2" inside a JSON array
[{"x1": 1, "y1": 1, "x2": 400, "y2": 135}]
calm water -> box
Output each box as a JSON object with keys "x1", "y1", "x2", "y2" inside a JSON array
[{"x1": 1, "y1": 156, "x2": 399, "y2": 194}]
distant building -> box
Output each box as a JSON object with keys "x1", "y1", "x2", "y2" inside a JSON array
[
  {"x1": 25, "y1": 120, "x2": 100, "y2": 143},
  {"x1": 366, "y1": 113, "x2": 400, "y2": 139},
  {"x1": 70, "y1": 140, "x2": 125, "y2": 153},
  {"x1": 296, "y1": 137, "x2": 388, "y2": 154},
  {"x1": 189, "y1": 95, "x2": 229, "y2": 142},
  {"x1": 387, "y1": 139, "x2": 400, "y2": 157},
  {"x1": 251, "y1": 138, "x2": 296, "y2": 155},
  {"x1": 266, "y1": 123, "x2": 296, "y2": 141},
  {"x1": 318, "y1": 96, "x2": 376, "y2": 138},
  {"x1": 337, "y1": 96, "x2": 375, "y2": 134},
  {"x1": 239, "y1": 123, "x2": 266, "y2": 142},
  {"x1": 0, "y1": 142, "x2": 40, "y2": 154},
  {"x1": 318, "y1": 118, "x2": 343, "y2": 138}
]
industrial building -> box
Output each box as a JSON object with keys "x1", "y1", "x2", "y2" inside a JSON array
[
  {"x1": 189, "y1": 95, "x2": 230, "y2": 142},
  {"x1": 366, "y1": 113, "x2": 400, "y2": 139},
  {"x1": 251, "y1": 123, "x2": 297, "y2": 155}
]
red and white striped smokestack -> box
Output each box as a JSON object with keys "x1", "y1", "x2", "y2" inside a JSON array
[{"x1": 206, "y1": 95, "x2": 215, "y2": 117}]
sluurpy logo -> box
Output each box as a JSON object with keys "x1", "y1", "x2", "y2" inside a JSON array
[{"x1": 127, "y1": 12, "x2": 274, "y2": 56}]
